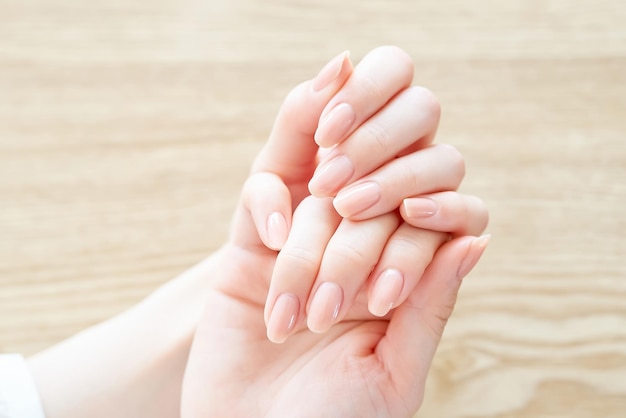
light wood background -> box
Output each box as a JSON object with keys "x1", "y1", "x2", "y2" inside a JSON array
[{"x1": 1, "y1": 0, "x2": 625, "y2": 416}]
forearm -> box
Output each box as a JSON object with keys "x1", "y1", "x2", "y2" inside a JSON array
[{"x1": 27, "y1": 252, "x2": 222, "y2": 418}]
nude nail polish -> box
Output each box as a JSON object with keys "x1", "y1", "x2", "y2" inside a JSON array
[
  {"x1": 403, "y1": 198, "x2": 438, "y2": 218},
  {"x1": 308, "y1": 155, "x2": 355, "y2": 197},
  {"x1": 267, "y1": 293, "x2": 300, "y2": 344},
  {"x1": 457, "y1": 235, "x2": 491, "y2": 279},
  {"x1": 314, "y1": 103, "x2": 356, "y2": 147},
  {"x1": 307, "y1": 282, "x2": 343, "y2": 333},
  {"x1": 333, "y1": 181, "x2": 382, "y2": 217},
  {"x1": 369, "y1": 268, "x2": 404, "y2": 317},
  {"x1": 266, "y1": 212, "x2": 288, "y2": 250},
  {"x1": 311, "y1": 51, "x2": 350, "y2": 92}
]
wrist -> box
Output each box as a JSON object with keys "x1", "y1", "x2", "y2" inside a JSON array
[{"x1": 27, "y1": 252, "x2": 222, "y2": 418}]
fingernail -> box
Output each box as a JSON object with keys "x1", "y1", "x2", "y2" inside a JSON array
[
  {"x1": 314, "y1": 103, "x2": 356, "y2": 147},
  {"x1": 308, "y1": 155, "x2": 354, "y2": 197},
  {"x1": 311, "y1": 50, "x2": 350, "y2": 92},
  {"x1": 307, "y1": 282, "x2": 343, "y2": 333},
  {"x1": 333, "y1": 181, "x2": 382, "y2": 217},
  {"x1": 267, "y1": 212, "x2": 288, "y2": 250},
  {"x1": 403, "y1": 198, "x2": 438, "y2": 218},
  {"x1": 457, "y1": 234, "x2": 491, "y2": 279},
  {"x1": 267, "y1": 293, "x2": 300, "y2": 344},
  {"x1": 369, "y1": 268, "x2": 404, "y2": 317}
]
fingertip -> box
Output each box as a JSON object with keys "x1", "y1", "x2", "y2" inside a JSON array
[
  {"x1": 333, "y1": 181, "x2": 382, "y2": 219},
  {"x1": 368, "y1": 268, "x2": 404, "y2": 317},
  {"x1": 400, "y1": 192, "x2": 490, "y2": 237},
  {"x1": 311, "y1": 50, "x2": 351, "y2": 93},
  {"x1": 266, "y1": 212, "x2": 289, "y2": 251},
  {"x1": 457, "y1": 234, "x2": 491, "y2": 279},
  {"x1": 242, "y1": 172, "x2": 293, "y2": 251},
  {"x1": 308, "y1": 155, "x2": 355, "y2": 198},
  {"x1": 266, "y1": 293, "x2": 299, "y2": 344},
  {"x1": 401, "y1": 198, "x2": 439, "y2": 221},
  {"x1": 307, "y1": 179, "x2": 324, "y2": 198},
  {"x1": 307, "y1": 282, "x2": 343, "y2": 333}
]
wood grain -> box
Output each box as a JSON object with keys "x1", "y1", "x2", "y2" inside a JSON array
[{"x1": 1, "y1": 0, "x2": 625, "y2": 416}]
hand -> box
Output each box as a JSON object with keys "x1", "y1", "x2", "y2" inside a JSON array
[
  {"x1": 181, "y1": 47, "x2": 489, "y2": 417},
  {"x1": 182, "y1": 241, "x2": 488, "y2": 417},
  {"x1": 257, "y1": 48, "x2": 487, "y2": 341},
  {"x1": 264, "y1": 143, "x2": 488, "y2": 342}
]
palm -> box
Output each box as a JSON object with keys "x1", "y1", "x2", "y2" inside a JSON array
[{"x1": 184, "y1": 243, "x2": 417, "y2": 418}]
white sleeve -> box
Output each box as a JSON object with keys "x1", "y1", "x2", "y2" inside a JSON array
[{"x1": 0, "y1": 354, "x2": 46, "y2": 418}]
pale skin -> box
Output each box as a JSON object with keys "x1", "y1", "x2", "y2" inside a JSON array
[
  {"x1": 27, "y1": 46, "x2": 488, "y2": 418},
  {"x1": 181, "y1": 47, "x2": 488, "y2": 417}
]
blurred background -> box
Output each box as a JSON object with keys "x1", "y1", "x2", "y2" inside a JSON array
[{"x1": 1, "y1": 0, "x2": 624, "y2": 416}]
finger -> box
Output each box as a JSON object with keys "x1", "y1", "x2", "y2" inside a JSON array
[
  {"x1": 367, "y1": 226, "x2": 449, "y2": 317},
  {"x1": 309, "y1": 86, "x2": 441, "y2": 198},
  {"x1": 232, "y1": 52, "x2": 352, "y2": 252},
  {"x1": 236, "y1": 172, "x2": 293, "y2": 251},
  {"x1": 229, "y1": 172, "x2": 293, "y2": 251},
  {"x1": 314, "y1": 45, "x2": 414, "y2": 148},
  {"x1": 252, "y1": 51, "x2": 353, "y2": 185},
  {"x1": 305, "y1": 212, "x2": 401, "y2": 333},
  {"x1": 378, "y1": 235, "x2": 490, "y2": 410},
  {"x1": 265, "y1": 197, "x2": 341, "y2": 343},
  {"x1": 333, "y1": 143, "x2": 465, "y2": 219},
  {"x1": 400, "y1": 192, "x2": 489, "y2": 237}
]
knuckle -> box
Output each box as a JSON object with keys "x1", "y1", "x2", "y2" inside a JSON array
[
  {"x1": 424, "y1": 303, "x2": 455, "y2": 339},
  {"x1": 333, "y1": 243, "x2": 371, "y2": 267},
  {"x1": 280, "y1": 246, "x2": 319, "y2": 273},
  {"x1": 398, "y1": 159, "x2": 420, "y2": 191},
  {"x1": 353, "y1": 72, "x2": 385, "y2": 101},
  {"x1": 362, "y1": 121, "x2": 392, "y2": 152},
  {"x1": 392, "y1": 235, "x2": 430, "y2": 258},
  {"x1": 394, "y1": 155, "x2": 424, "y2": 193},
  {"x1": 389, "y1": 228, "x2": 446, "y2": 263},
  {"x1": 388, "y1": 236, "x2": 433, "y2": 276}
]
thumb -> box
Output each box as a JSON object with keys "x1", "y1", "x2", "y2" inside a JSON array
[{"x1": 376, "y1": 234, "x2": 490, "y2": 411}]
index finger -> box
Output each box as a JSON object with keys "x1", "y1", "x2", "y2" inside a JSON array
[
  {"x1": 252, "y1": 51, "x2": 353, "y2": 185},
  {"x1": 314, "y1": 45, "x2": 415, "y2": 148}
]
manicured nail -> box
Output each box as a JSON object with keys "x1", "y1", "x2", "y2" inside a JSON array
[
  {"x1": 266, "y1": 212, "x2": 288, "y2": 250},
  {"x1": 403, "y1": 198, "x2": 438, "y2": 218},
  {"x1": 267, "y1": 293, "x2": 300, "y2": 344},
  {"x1": 369, "y1": 269, "x2": 404, "y2": 317},
  {"x1": 333, "y1": 181, "x2": 382, "y2": 217},
  {"x1": 314, "y1": 103, "x2": 356, "y2": 147},
  {"x1": 457, "y1": 235, "x2": 491, "y2": 278},
  {"x1": 311, "y1": 51, "x2": 350, "y2": 92},
  {"x1": 308, "y1": 155, "x2": 354, "y2": 197},
  {"x1": 307, "y1": 282, "x2": 343, "y2": 333}
]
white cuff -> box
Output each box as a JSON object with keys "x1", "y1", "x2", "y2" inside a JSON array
[{"x1": 0, "y1": 354, "x2": 46, "y2": 418}]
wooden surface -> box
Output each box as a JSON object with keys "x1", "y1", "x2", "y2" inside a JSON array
[{"x1": 1, "y1": 0, "x2": 625, "y2": 416}]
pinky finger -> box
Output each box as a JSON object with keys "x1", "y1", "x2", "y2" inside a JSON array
[
  {"x1": 241, "y1": 172, "x2": 292, "y2": 250},
  {"x1": 400, "y1": 191, "x2": 489, "y2": 237},
  {"x1": 377, "y1": 234, "x2": 491, "y2": 406}
]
